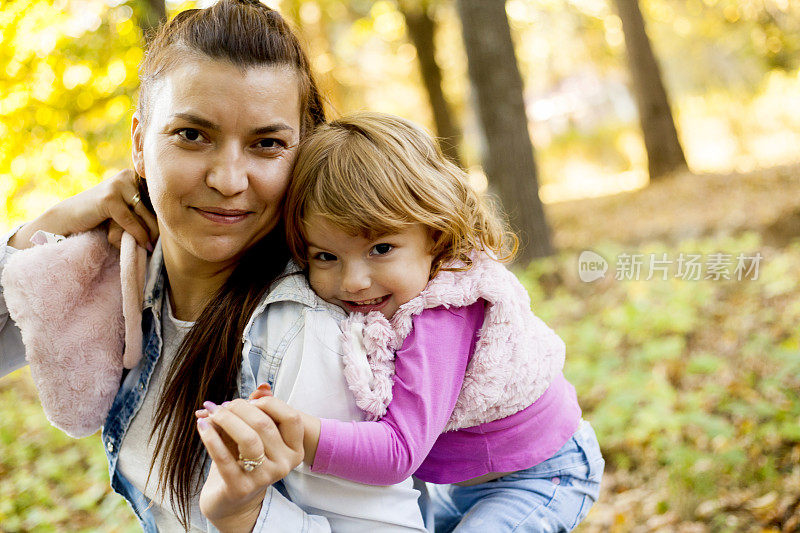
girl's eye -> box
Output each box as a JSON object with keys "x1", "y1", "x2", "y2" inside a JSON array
[
  {"x1": 370, "y1": 243, "x2": 394, "y2": 256},
  {"x1": 314, "y1": 252, "x2": 337, "y2": 262},
  {"x1": 177, "y1": 128, "x2": 203, "y2": 142}
]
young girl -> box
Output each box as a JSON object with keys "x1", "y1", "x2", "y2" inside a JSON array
[{"x1": 278, "y1": 112, "x2": 604, "y2": 532}]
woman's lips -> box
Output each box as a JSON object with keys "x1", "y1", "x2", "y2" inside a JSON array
[
  {"x1": 342, "y1": 294, "x2": 390, "y2": 314},
  {"x1": 193, "y1": 207, "x2": 252, "y2": 224}
]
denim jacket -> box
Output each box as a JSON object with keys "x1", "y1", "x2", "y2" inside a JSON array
[{"x1": 0, "y1": 230, "x2": 426, "y2": 533}]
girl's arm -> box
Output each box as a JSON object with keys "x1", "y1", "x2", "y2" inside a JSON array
[{"x1": 306, "y1": 302, "x2": 484, "y2": 485}]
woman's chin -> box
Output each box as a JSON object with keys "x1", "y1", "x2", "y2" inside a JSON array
[
  {"x1": 194, "y1": 240, "x2": 252, "y2": 264},
  {"x1": 169, "y1": 235, "x2": 256, "y2": 269}
]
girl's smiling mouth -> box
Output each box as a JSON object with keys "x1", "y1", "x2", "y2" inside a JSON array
[{"x1": 342, "y1": 294, "x2": 390, "y2": 313}]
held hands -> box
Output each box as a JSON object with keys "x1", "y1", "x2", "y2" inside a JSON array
[
  {"x1": 9, "y1": 169, "x2": 158, "y2": 250},
  {"x1": 194, "y1": 384, "x2": 306, "y2": 533}
]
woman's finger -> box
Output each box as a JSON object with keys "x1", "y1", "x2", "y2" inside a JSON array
[
  {"x1": 130, "y1": 196, "x2": 159, "y2": 243},
  {"x1": 247, "y1": 398, "x2": 305, "y2": 469},
  {"x1": 207, "y1": 401, "x2": 270, "y2": 465},
  {"x1": 249, "y1": 397, "x2": 304, "y2": 456},
  {"x1": 107, "y1": 221, "x2": 124, "y2": 249},
  {"x1": 196, "y1": 418, "x2": 257, "y2": 495},
  {"x1": 200, "y1": 405, "x2": 295, "y2": 487},
  {"x1": 101, "y1": 170, "x2": 157, "y2": 248},
  {"x1": 213, "y1": 399, "x2": 288, "y2": 463},
  {"x1": 106, "y1": 199, "x2": 152, "y2": 249}
]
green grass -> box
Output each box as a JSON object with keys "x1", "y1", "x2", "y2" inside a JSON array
[{"x1": 0, "y1": 371, "x2": 139, "y2": 532}]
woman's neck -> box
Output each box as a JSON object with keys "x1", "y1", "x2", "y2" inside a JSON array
[{"x1": 160, "y1": 243, "x2": 237, "y2": 322}]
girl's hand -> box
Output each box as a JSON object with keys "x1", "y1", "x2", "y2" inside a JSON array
[
  {"x1": 195, "y1": 396, "x2": 305, "y2": 533},
  {"x1": 9, "y1": 170, "x2": 158, "y2": 250},
  {"x1": 248, "y1": 382, "x2": 273, "y2": 401}
]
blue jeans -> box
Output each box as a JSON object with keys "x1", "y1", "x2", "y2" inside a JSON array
[{"x1": 427, "y1": 420, "x2": 604, "y2": 532}]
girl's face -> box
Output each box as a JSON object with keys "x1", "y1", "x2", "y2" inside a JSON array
[
  {"x1": 305, "y1": 215, "x2": 435, "y2": 319},
  {"x1": 132, "y1": 56, "x2": 301, "y2": 274}
]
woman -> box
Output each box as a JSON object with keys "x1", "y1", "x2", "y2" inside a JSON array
[{"x1": 0, "y1": 1, "x2": 426, "y2": 531}]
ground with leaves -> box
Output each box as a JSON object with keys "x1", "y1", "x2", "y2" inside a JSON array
[
  {"x1": 542, "y1": 165, "x2": 800, "y2": 532},
  {"x1": 2, "y1": 165, "x2": 799, "y2": 531}
]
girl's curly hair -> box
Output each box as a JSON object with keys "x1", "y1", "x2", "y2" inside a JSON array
[{"x1": 284, "y1": 111, "x2": 518, "y2": 276}]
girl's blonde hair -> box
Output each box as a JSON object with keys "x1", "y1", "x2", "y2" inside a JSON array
[{"x1": 285, "y1": 112, "x2": 518, "y2": 275}]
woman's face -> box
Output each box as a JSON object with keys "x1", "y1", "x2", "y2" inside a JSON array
[{"x1": 132, "y1": 56, "x2": 301, "y2": 272}]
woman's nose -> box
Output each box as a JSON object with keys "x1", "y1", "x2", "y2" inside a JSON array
[
  {"x1": 341, "y1": 263, "x2": 371, "y2": 294},
  {"x1": 206, "y1": 144, "x2": 248, "y2": 196}
]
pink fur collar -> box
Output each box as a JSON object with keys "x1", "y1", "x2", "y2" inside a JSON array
[{"x1": 339, "y1": 252, "x2": 566, "y2": 431}]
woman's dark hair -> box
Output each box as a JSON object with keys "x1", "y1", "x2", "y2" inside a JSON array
[
  {"x1": 137, "y1": 0, "x2": 324, "y2": 135},
  {"x1": 135, "y1": 1, "x2": 325, "y2": 528}
]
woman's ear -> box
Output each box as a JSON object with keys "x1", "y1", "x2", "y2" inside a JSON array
[{"x1": 131, "y1": 112, "x2": 146, "y2": 179}]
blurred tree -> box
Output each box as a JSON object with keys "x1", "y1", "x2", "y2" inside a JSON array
[
  {"x1": 456, "y1": 0, "x2": 553, "y2": 261},
  {"x1": 1, "y1": 0, "x2": 144, "y2": 227},
  {"x1": 613, "y1": 0, "x2": 687, "y2": 179},
  {"x1": 397, "y1": 0, "x2": 463, "y2": 167}
]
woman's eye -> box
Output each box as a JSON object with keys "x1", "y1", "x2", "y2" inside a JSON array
[
  {"x1": 314, "y1": 252, "x2": 337, "y2": 262},
  {"x1": 255, "y1": 138, "x2": 286, "y2": 151},
  {"x1": 177, "y1": 128, "x2": 203, "y2": 142},
  {"x1": 371, "y1": 243, "x2": 394, "y2": 256}
]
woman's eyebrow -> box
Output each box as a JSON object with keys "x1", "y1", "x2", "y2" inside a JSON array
[
  {"x1": 173, "y1": 113, "x2": 220, "y2": 131},
  {"x1": 172, "y1": 113, "x2": 294, "y2": 135},
  {"x1": 252, "y1": 124, "x2": 294, "y2": 135}
]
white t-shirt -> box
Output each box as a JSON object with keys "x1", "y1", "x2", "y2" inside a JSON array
[{"x1": 116, "y1": 293, "x2": 206, "y2": 532}]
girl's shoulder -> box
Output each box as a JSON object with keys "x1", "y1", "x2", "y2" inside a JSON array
[{"x1": 260, "y1": 263, "x2": 346, "y2": 317}]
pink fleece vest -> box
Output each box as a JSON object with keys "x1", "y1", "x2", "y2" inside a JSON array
[
  {"x1": 2, "y1": 230, "x2": 146, "y2": 437},
  {"x1": 339, "y1": 252, "x2": 566, "y2": 432}
]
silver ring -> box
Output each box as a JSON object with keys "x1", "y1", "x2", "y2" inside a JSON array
[
  {"x1": 130, "y1": 192, "x2": 141, "y2": 209},
  {"x1": 238, "y1": 452, "x2": 266, "y2": 472}
]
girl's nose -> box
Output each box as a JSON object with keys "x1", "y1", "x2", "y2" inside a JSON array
[
  {"x1": 206, "y1": 144, "x2": 248, "y2": 196},
  {"x1": 341, "y1": 263, "x2": 371, "y2": 294}
]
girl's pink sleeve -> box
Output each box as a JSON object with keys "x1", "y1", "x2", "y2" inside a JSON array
[{"x1": 310, "y1": 301, "x2": 484, "y2": 485}]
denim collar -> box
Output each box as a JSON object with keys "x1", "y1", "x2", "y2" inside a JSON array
[{"x1": 142, "y1": 240, "x2": 167, "y2": 315}]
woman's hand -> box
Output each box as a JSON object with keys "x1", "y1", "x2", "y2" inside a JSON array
[
  {"x1": 196, "y1": 396, "x2": 305, "y2": 533},
  {"x1": 9, "y1": 170, "x2": 158, "y2": 250}
]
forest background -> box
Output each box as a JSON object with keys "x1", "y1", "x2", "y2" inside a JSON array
[{"x1": 2, "y1": 0, "x2": 800, "y2": 531}]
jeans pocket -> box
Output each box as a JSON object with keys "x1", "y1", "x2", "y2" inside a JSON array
[{"x1": 573, "y1": 421, "x2": 605, "y2": 483}]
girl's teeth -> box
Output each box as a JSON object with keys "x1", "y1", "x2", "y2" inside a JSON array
[{"x1": 356, "y1": 297, "x2": 384, "y2": 305}]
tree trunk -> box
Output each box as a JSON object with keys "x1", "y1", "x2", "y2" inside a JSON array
[
  {"x1": 135, "y1": 0, "x2": 167, "y2": 42},
  {"x1": 399, "y1": 1, "x2": 463, "y2": 167},
  {"x1": 456, "y1": 0, "x2": 553, "y2": 261},
  {"x1": 613, "y1": 0, "x2": 688, "y2": 179}
]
